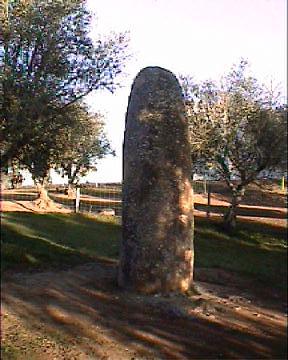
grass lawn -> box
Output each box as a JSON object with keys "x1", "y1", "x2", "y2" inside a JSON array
[
  {"x1": 1, "y1": 212, "x2": 287, "y2": 291},
  {"x1": 1, "y1": 213, "x2": 120, "y2": 272},
  {"x1": 194, "y1": 217, "x2": 287, "y2": 291}
]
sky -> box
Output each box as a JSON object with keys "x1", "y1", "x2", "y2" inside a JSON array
[{"x1": 45, "y1": 0, "x2": 287, "y2": 185}]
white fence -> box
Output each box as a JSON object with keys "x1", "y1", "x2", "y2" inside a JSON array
[{"x1": 1, "y1": 181, "x2": 209, "y2": 216}]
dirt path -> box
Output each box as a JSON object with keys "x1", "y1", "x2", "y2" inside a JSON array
[
  {"x1": 1, "y1": 262, "x2": 287, "y2": 359},
  {"x1": 1, "y1": 200, "x2": 72, "y2": 213}
]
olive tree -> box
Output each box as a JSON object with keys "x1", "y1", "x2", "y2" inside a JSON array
[
  {"x1": 1, "y1": 0, "x2": 129, "y2": 204},
  {"x1": 180, "y1": 60, "x2": 287, "y2": 229},
  {"x1": 55, "y1": 107, "x2": 114, "y2": 197}
]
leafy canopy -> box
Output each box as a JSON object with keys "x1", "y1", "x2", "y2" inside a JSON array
[
  {"x1": 180, "y1": 59, "x2": 287, "y2": 183},
  {"x1": 1, "y1": 0, "x2": 130, "y2": 167},
  {"x1": 180, "y1": 59, "x2": 287, "y2": 228}
]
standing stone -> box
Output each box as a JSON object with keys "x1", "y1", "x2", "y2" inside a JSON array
[{"x1": 118, "y1": 66, "x2": 194, "y2": 294}]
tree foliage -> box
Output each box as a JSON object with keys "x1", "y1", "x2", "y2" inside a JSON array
[
  {"x1": 180, "y1": 60, "x2": 287, "y2": 229},
  {"x1": 17, "y1": 103, "x2": 112, "y2": 185},
  {"x1": 0, "y1": 0, "x2": 130, "y2": 167},
  {"x1": 178, "y1": 74, "x2": 225, "y2": 173},
  {"x1": 55, "y1": 106, "x2": 114, "y2": 187}
]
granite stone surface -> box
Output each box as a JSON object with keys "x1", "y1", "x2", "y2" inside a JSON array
[{"x1": 119, "y1": 66, "x2": 194, "y2": 294}]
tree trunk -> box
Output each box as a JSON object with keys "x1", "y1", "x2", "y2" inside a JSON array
[
  {"x1": 67, "y1": 183, "x2": 76, "y2": 199},
  {"x1": 34, "y1": 181, "x2": 55, "y2": 209},
  {"x1": 11, "y1": 160, "x2": 19, "y2": 189},
  {"x1": 66, "y1": 165, "x2": 79, "y2": 198},
  {"x1": 224, "y1": 186, "x2": 245, "y2": 230}
]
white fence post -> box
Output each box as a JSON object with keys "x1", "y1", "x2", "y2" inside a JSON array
[
  {"x1": 204, "y1": 179, "x2": 207, "y2": 194},
  {"x1": 75, "y1": 187, "x2": 80, "y2": 213}
]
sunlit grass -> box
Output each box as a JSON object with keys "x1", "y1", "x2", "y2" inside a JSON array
[{"x1": 1, "y1": 213, "x2": 120, "y2": 272}]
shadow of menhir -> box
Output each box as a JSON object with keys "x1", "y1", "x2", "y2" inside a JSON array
[{"x1": 119, "y1": 66, "x2": 194, "y2": 294}]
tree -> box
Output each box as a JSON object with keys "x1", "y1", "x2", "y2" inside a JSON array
[
  {"x1": 1, "y1": 0, "x2": 129, "y2": 207},
  {"x1": 55, "y1": 106, "x2": 114, "y2": 197},
  {"x1": 1, "y1": 0, "x2": 129, "y2": 166},
  {"x1": 178, "y1": 74, "x2": 225, "y2": 177},
  {"x1": 14, "y1": 103, "x2": 83, "y2": 207},
  {"x1": 14, "y1": 102, "x2": 113, "y2": 207},
  {"x1": 180, "y1": 60, "x2": 287, "y2": 229}
]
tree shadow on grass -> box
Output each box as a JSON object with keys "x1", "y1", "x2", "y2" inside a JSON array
[
  {"x1": 1, "y1": 226, "x2": 94, "y2": 274},
  {"x1": 1, "y1": 212, "x2": 120, "y2": 273},
  {"x1": 2, "y1": 262, "x2": 287, "y2": 359},
  {"x1": 2, "y1": 212, "x2": 287, "y2": 300},
  {"x1": 194, "y1": 216, "x2": 287, "y2": 297},
  {"x1": 1, "y1": 212, "x2": 287, "y2": 358}
]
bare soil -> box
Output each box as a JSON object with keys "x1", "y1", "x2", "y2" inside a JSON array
[
  {"x1": 1, "y1": 262, "x2": 287, "y2": 360},
  {"x1": 1, "y1": 200, "x2": 72, "y2": 213}
]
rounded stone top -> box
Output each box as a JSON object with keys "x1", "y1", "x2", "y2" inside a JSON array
[
  {"x1": 133, "y1": 66, "x2": 180, "y2": 88},
  {"x1": 128, "y1": 66, "x2": 184, "y2": 115},
  {"x1": 136, "y1": 66, "x2": 175, "y2": 76}
]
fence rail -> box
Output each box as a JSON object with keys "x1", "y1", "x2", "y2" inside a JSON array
[
  {"x1": 48, "y1": 190, "x2": 122, "y2": 216},
  {"x1": 1, "y1": 181, "x2": 208, "y2": 216},
  {"x1": 2, "y1": 180, "x2": 285, "y2": 217}
]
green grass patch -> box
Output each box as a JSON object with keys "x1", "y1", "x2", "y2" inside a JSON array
[
  {"x1": 1, "y1": 212, "x2": 121, "y2": 272},
  {"x1": 1, "y1": 212, "x2": 286, "y2": 291},
  {"x1": 194, "y1": 217, "x2": 287, "y2": 290}
]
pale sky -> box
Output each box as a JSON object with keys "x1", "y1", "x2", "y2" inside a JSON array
[{"x1": 82, "y1": 0, "x2": 287, "y2": 183}]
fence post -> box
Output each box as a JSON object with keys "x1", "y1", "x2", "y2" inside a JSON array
[
  {"x1": 203, "y1": 179, "x2": 207, "y2": 194},
  {"x1": 206, "y1": 183, "x2": 211, "y2": 218},
  {"x1": 75, "y1": 187, "x2": 80, "y2": 213},
  {"x1": 281, "y1": 176, "x2": 285, "y2": 192}
]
